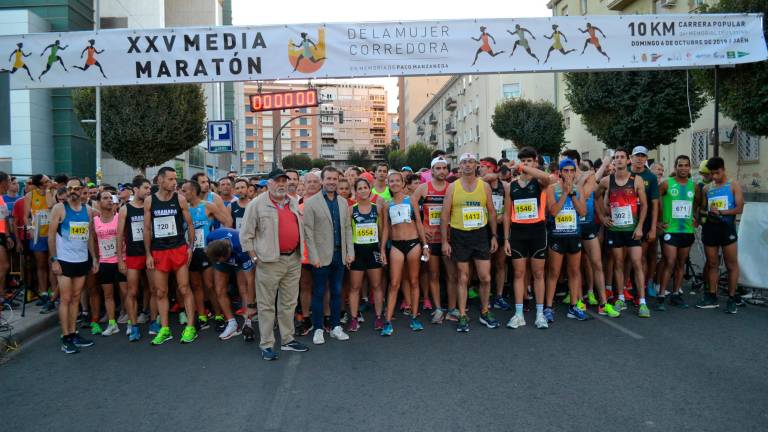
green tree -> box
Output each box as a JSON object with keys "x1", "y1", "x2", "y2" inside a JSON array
[
  {"x1": 694, "y1": 0, "x2": 768, "y2": 136},
  {"x1": 282, "y1": 154, "x2": 312, "y2": 170},
  {"x1": 405, "y1": 143, "x2": 432, "y2": 170},
  {"x1": 346, "y1": 149, "x2": 371, "y2": 168},
  {"x1": 386, "y1": 149, "x2": 407, "y2": 170},
  {"x1": 311, "y1": 158, "x2": 330, "y2": 169},
  {"x1": 73, "y1": 84, "x2": 206, "y2": 175},
  {"x1": 491, "y1": 99, "x2": 565, "y2": 157},
  {"x1": 564, "y1": 71, "x2": 706, "y2": 150}
]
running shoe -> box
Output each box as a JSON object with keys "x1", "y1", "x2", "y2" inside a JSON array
[
  {"x1": 638, "y1": 304, "x2": 651, "y2": 318},
  {"x1": 72, "y1": 333, "x2": 94, "y2": 348},
  {"x1": 180, "y1": 326, "x2": 198, "y2": 343},
  {"x1": 670, "y1": 293, "x2": 688, "y2": 309},
  {"x1": 506, "y1": 314, "x2": 526, "y2": 329},
  {"x1": 90, "y1": 322, "x2": 103, "y2": 335},
  {"x1": 492, "y1": 295, "x2": 512, "y2": 311},
  {"x1": 446, "y1": 308, "x2": 460, "y2": 322},
  {"x1": 136, "y1": 312, "x2": 149, "y2": 324},
  {"x1": 605, "y1": 289, "x2": 614, "y2": 300},
  {"x1": 598, "y1": 303, "x2": 620, "y2": 318},
  {"x1": 576, "y1": 299, "x2": 587, "y2": 312},
  {"x1": 614, "y1": 299, "x2": 627, "y2": 311},
  {"x1": 622, "y1": 289, "x2": 635, "y2": 302},
  {"x1": 655, "y1": 297, "x2": 666, "y2": 311},
  {"x1": 647, "y1": 283, "x2": 658, "y2": 298},
  {"x1": 281, "y1": 340, "x2": 309, "y2": 352},
  {"x1": 198, "y1": 316, "x2": 210, "y2": 330},
  {"x1": 725, "y1": 297, "x2": 737, "y2": 314},
  {"x1": 543, "y1": 307, "x2": 554, "y2": 323},
  {"x1": 261, "y1": 348, "x2": 278, "y2": 361},
  {"x1": 215, "y1": 315, "x2": 226, "y2": 332},
  {"x1": 410, "y1": 318, "x2": 424, "y2": 331},
  {"x1": 357, "y1": 312, "x2": 365, "y2": 323},
  {"x1": 695, "y1": 294, "x2": 719, "y2": 309},
  {"x1": 423, "y1": 298, "x2": 433, "y2": 311},
  {"x1": 102, "y1": 322, "x2": 120, "y2": 336},
  {"x1": 128, "y1": 326, "x2": 141, "y2": 342},
  {"x1": 330, "y1": 326, "x2": 350, "y2": 341},
  {"x1": 219, "y1": 320, "x2": 241, "y2": 340},
  {"x1": 125, "y1": 324, "x2": 132, "y2": 336},
  {"x1": 566, "y1": 306, "x2": 588, "y2": 321},
  {"x1": 179, "y1": 311, "x2": 188, "y2": 325},
  {"x1": 479, "y1": 311, "x2": 500, "y2": 329},
  {"x1": 61, "y1": 337, "x2": 79, "y2": 354},
  {"x1": 40, "y1": 300, "x2": 56, "y2": 314},
  {"x1": 313, "y1": 329, "x2": 325, "y2": 344},
  {"x1": 323, "y1": 316, "x2": 331, "y2": 332},
  {"x1": 562, "y1": 293, "x2": 571, "y2": 304},
  {"x1": 399, "y1": 300, "x2": 410, "y2": 313},
  {"x1": 374, "y1": 315, "x2": 385, "y2": 331},
  {"x1": 242, "y1": 324, "x2": 256, "y2": 342},
  {"x1": 117, "y1": 312, "x2": 129, "y2": 324},
  {"x1": 149, "y1": 320, "x2": 161, "y2": 335},
  {"x1": 36, "y1": 294, "x2": 49, "y2": 307},
  {"x1": 456, "y1": 315, "x2": 470, "y2": 332},
  {"x1": 234, "y1": 306, "x2": 246, "y2": 316},
  {"x1": 534, "y1": 313, "x2": 548, "y2": 329},
  {"x1": 587, "y1": 291, "x2": 598, "y2": 306},
  {"x1": 151, "y1": 327, "x2": 172, "y2": 345},
  {"x1": 348, "y1": 317, "x2": 360, "y2": 332},
  {"x1": 296, "y1": 318, "x2": 313, "y2": 336},
  {"x1": 734, "y1": 294, "x2": 746, "y2": 307},
  {"x1": 340, "y1": 311, "x2": 350, "y2": 325},
  {"x1": 169, "y1": 303, "x2": 182, "y2": 313},
  {"x1": 380, "y1": 321, "x2": 394, "y2": 336},
  {"x1": 431, "y1": 308, "x2": 445, "y2": 324},
  {"x1": 467, "y1": 288, "x2": 478, "y2": 299}
]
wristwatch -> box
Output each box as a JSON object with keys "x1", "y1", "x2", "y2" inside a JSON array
[{"x1": 50, "y1": 256, "x2": 58, "y2": 263}]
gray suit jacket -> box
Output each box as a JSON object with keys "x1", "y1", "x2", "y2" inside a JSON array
[{"x1": 302, "y1": 191, "x2": 354, "y2": 267}]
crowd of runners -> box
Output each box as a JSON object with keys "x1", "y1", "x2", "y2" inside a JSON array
[{"x1": 0, "y1": 144, "x2": 745, "y2": 360}]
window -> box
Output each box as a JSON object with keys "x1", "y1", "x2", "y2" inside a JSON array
[
  {"x1": 299, "y1": 117, "x2": 311, "y2": 125},
  {"x1": 281, "y1": 130, "x2": 291, "y2": 139},
  {"x1": 246, "y1": 153, "x2": 255, "y2": 160},
  {"x1": 563, "y1": 107, "x2": 571, "y2": 129},
  {"x1": 561, "y1": 5, "x2": 568, "y2": 16},
  {"x1": 300, "y1": 141, "x2": 310, "y2": 148},
  {"x1": 246, "y1": 140, "x2": 255, "y2": 149},
  {"x1": 476, "y1": 125, "x2": 480, "y2": 141},
  {"x1": 580, "y1": 0, "x2": 587, "y2": 14},
  {"x1": 263, "y1": 152, "x2": 273, "y2": 163},
  {"x1": 262, "y1": 129, "x2": 273, "y2": 140},
  {"x1": 737, "y1": 131, "x2": 760, "y2": 163},
  {"x1": 502, "y1": 83, "x2": 521, "y2": 99},
  {"x1": 246, "y1": 129, "x2": 254, "y2": 136},
  {"x1": 262, "y1": 117, "x2": 272, "y2": 127},
  {"x1": 299, "y1": 130, "x2": 310, "y2": 137},
  {"x1": 245, "y1": 116, "x2": 254, "y2": 125},
  {"x1": 691, "y1": 130, "x2": 709, "y2": 168}
]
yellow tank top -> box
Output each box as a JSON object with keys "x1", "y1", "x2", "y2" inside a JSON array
[
  {"x1": 450, "y1": 178, "x2": 487, "y2": 231},
  {"x1": 30, "y1": 189, "x2": 50, "y2": 237}
]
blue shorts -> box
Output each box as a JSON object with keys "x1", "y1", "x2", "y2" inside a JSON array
[{"x1": 29, "y1": 237, "x2": 48, "y2": 252}]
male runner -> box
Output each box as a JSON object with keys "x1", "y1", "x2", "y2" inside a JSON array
[
  {"x1": 629, "y1": 146, "x2": 660, "y2": 300},
  {"x1": 371, "y1": 163, "x2": 391, "y2": 202},
  {"x1": 479, "y1": 157, "x2": 512, "y2": 311}
]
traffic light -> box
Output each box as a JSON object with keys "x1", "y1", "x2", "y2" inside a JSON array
[{"x1": 338, "y1": 111, "x2": 344, "y2": 123}]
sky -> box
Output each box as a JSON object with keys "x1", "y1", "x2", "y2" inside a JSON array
[{"x1": 231, "y1": 0, "x2": 552, "y2": 112}]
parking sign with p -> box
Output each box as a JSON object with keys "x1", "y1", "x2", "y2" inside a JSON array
[{"x1": 207, "y1": 120, "x2": 234, "y2": 153}]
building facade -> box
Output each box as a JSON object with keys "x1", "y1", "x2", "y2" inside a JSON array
[
  {"x1": 412, "y1": 73, "x2": 556, "y2": 163},
  {"x1": 547, "y1": 0, "x2": 766, "y2": 199},
  {"x1": 398, "y1": 76, "x2": 451, "y2": 149}
]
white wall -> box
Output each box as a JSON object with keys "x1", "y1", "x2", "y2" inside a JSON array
[
  {"x1": 0, "y1": 10, "x2": 53, "y2": 175},
  {"x1": 101, "y1": 0, "x2": 164, "y2": 28}
]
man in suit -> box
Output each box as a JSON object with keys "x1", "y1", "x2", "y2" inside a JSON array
[{"x1": 303, "y1": 166, "x2": 355, "y2": 345}]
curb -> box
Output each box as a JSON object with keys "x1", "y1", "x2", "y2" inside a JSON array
[{"x1": 1, "y1": 304, "x2": 59, "y2": 356}]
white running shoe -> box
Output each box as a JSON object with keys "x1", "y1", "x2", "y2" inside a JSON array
[
  {"x1": 534, "y1": 313, "x2": 548, "y2": 329},
  {"x1": 313, "y1": 329, "x2": 325, "y2": 345},
  {"x1": 218, "y1": 320, "x2": 241, "y2": 340},
  {"x1": 506, "y1": 314, "x2": 526, "y2": 329},
  {"x1": 117, "y1": 312, "x2": 129, "y2": 324},
  {"x1": 136, "y1": 312, "x2": 149, "y2": 324},
  {"x1": 102, "y1": 322, "x2": 120, "y2": 336},
  {"x1": 125, "y1": 324, "x2": 132, "y2": 336},
  {"x1": 330, "y1": 326, "x2": 349, "y2": 341}
]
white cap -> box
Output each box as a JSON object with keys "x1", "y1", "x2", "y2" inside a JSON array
[
  {"x1": 632, "y1": 145, "x2": 649, "y2": 156},
  {"x1": 459, "y1": 152, "x2": 478, "y2": 163},
  {"x1": 430, "y1": 157, "x2": 449, "y2": 168}
]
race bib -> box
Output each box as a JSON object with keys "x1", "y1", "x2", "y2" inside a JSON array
[
  {"x1": 492, "y1": 194, "x2": 504, "y2": 216},
  {"x1": 611, "y1": 205, "x2": 634, "y2": 227},
  {"x1": 671, "y1": 200, "x2": 692, "y2": 219},
  {"x1": 389, "y1": 204, "x2": 411, "y2": 225},
  {"x1": 426, "y1": 205, "x2": 442, "y2": 226},
  {"x1": 130, "y1": 221, "x2": 144, "y2": 242},
  {"x1": 709, "y1": 196, "x2": 728, "y2": 211},
  {"x1": 462, "y1": 206, "x2": 484, "y2": 229},
  {"x1": 235, "y1": 217, "x2": 243, "y2": 231},
  {"x1": 99, "y1": 238, "x2": 117, "y2": 259},
  {"x1": 555, "y1": 209, "x2": 577, "y2": 232},
  {"x1": 355, "y1": 222, "x2": 378, "y2": 244},
  {"x1": 68, "y1": 221, "x2": 89, "y2": 241},
  {"x1": 513, "y1": 198, "x2": 538, "y2": 220},
  {"x1": 153, "y1": 216, "x2": 178, "y2": 238},
  {"x1": 35, "y1": 211, "x2": 50, "y2": 227},
  {"x1": 194, "y1": 228, "x2": 205, "y2": 250}
]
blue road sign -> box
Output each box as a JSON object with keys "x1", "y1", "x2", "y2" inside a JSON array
[{"x1": 207, "y1": 120, "x2": 234, "y2": 153}]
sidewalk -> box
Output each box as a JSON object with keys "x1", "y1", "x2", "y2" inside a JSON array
[{"x1": 1, "y1": 300, "x2": 59, "y2": 353}]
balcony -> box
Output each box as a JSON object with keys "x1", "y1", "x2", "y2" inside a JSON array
[
  {"x1": 445, "y1": 97, "x2": 457, "y2": 111},
  {"x1": 445, "y1": 122, "x2": 456, "y2": 134},
  {"x1": 429, "y1": 113, "x2": 437, "y2": 125},
  {"x1": 429, "y1": 134, "x2": 438, "y2": 145},
  {"x1": 606, "y1": 0, "x2": 634, "y2": 10}
]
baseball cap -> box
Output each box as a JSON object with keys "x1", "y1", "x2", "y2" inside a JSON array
[
  {"x1": 430, "y1": 157, "x2": 448, "y2": 168},
  {"x1": 459, "y1": 152, "x2": 478, "y2": 163},
  {"x1": 257, "y1": 179, "x2": 268, "y2": 187},
  {"x1": 559, "y1": 158, "x2": 577, "y2": 171},
  {"x1": 401, "y1": 166, "x2": 413, "y2": 172},
  {"x1": 698, "y1": 159, "x2": 710, "y2": 174},
  {"x1": 631, "y1": 145, "x2": 649, "y2": 156},
  {"x1": 268, "y1": 169, "x2": 289, "y2": 180}
]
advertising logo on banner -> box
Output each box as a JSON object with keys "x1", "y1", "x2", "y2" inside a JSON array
[
  {"x1": 0, "y1": 14, "x2": 765, "y2": 89},
  {"x1": 207, "y1": 120, "x2": 234, "y2": 153}
]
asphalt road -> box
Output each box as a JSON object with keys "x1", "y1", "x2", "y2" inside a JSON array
[{"x1": 2, "y1": 297, "x2": 767, "y2": 432}]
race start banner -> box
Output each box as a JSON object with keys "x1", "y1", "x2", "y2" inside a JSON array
[{"x1": 0, "y1": 13, "x2": 765, "y2": 89}]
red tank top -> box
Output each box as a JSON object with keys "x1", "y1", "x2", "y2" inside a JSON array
[{"x1": 422, "y1": 181, "x2": 447, "y2": 243}]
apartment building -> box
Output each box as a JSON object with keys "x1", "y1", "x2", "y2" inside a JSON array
[{"x1": 398, "y1": 76, "x2": 451, "y2": 149}]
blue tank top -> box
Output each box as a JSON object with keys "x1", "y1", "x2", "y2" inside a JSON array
[
  {"x1": 56, "y1": 202, "x2": 90, "y2": 263},
  {"x1": 706, "y1": 179, "x2": 736, "y2": 225},
  {"x1": 548, "y1": 186, "x2": 580, "y2": 237},
  {"x1": 190, "y1": 201, "x2": 211, "y2": 250},
  {"x1": 580, "y1": 191, "x2": 595, "y2": 224}
]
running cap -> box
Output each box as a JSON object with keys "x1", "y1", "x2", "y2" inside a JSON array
[
  {"x1": 257, "y1": 179, "x2": 268, "y2": 187},
  {"x1": 698, "y1": 159, "x2": 710, "y2": 174},
  {"x1": 631, "y1": 145, "x2": 649, "y2": 156},
  {"x1": 401, "y1": 166, "x2": 413, "y2": 172},
  {"x1": 430, "y1": 157, "x2": 449, "y2": 168},
  {"x1": 559, "y1": 158, "x2": 577, "y2": 171},
  {"x1": 459, "y1": 152, "x2": 478, "y2": 163}
]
